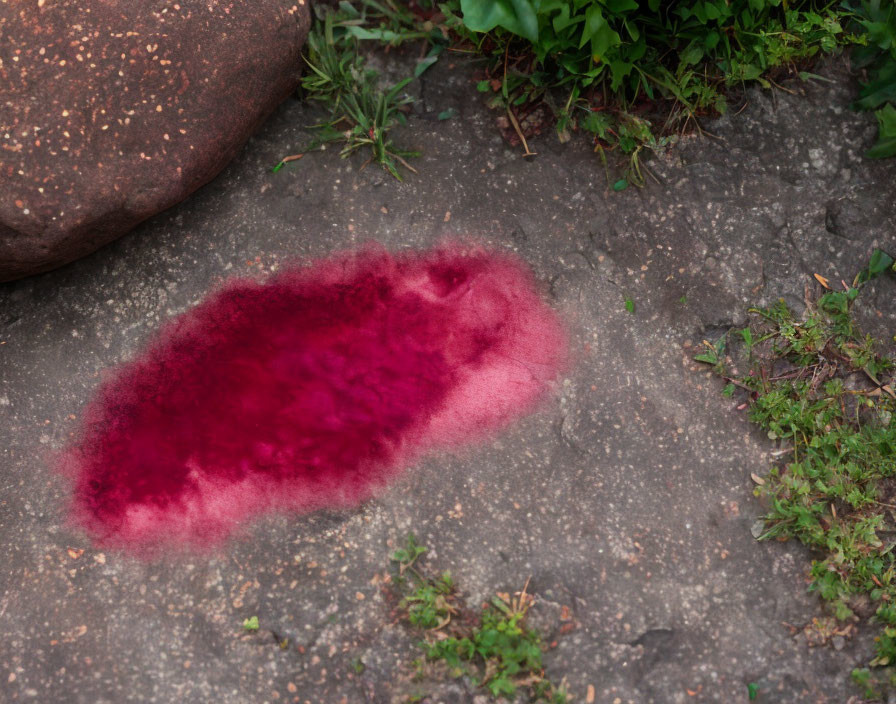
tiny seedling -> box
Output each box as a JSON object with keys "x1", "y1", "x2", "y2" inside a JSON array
[
  {"x1": 848, "y1": 0, "x2": 896, "y2": 159},
  {"x1": 694, "y1": 336, "x2": 727, "y2": 374},
  {"x1": 748, "y1": 682, "x2": 760, "y2": 700},
  {"x1": 391, "y1": 533, "x2": 427, "y2": 575},
  {"x1": 242, "y1": 616, "x2": 260, "y2": 632}
]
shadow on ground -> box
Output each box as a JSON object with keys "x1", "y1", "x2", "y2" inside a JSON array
[{"x1": 1, "y1": 54, "x2": 895, "y2": 703}]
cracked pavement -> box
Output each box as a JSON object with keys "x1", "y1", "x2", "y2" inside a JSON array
[{"x1": 1, "y1": 54, "x2": 896, "y2": 703}]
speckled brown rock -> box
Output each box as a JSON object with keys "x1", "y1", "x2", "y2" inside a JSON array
[{"x1": 0, "y1": 0, "x2": 310, "y2": 281}]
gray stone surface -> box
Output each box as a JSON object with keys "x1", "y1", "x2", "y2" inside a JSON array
[
  {"x1": 0, "y1": 0, "x2": 310, "y2": 281},
  {"x1": 1, "y1": 53, "x2": 895, "y2": 703}
]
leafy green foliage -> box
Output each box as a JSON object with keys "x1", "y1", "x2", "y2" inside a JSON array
[
  {"x1": 869, "y1": 102, "x2": 896, "y2": 158},
  {"x1": 443, "y1": 0, "x2": 854, "y2": 181},
  {"x1": 858, "y1": 248, "x2": 896, "y2": 285},
  {"x1": 694, "y1": 335, "x2": 727, "y2": 373},
  {"x1": 460, "y1": 0, "x2": 540, "y2": 42},
  {"x1": 392, "y1": 533, "x2": 428, "y2": 570},
  {"x1": 697, "y1": 251, "x2": 896, "y2": 697},
  {"x1": 242, "y1": 616, "x2": 260, "y2": 632},
  {"x1": 390, "y1": 536, "x2": 567, "y2": 702},
  {"x1": 404, "y1": 572, "x2": 457, "y2": 629},
  {"x1": 424, "y1": 597, "x2": 561, "y2": 701},
  {"x1": 846, "y1": 0, "x2": 896, "y2": 158}
]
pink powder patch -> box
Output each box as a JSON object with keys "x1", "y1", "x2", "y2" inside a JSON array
[{"x1": 60, "y1": 243, "x2": 567, "y2": 553}]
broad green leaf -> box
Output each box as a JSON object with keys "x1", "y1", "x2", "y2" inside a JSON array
[
  {"x1": 509, "y1": 0, "x2": 539, "y2": 42},
  {"x1": 679, "y1": 41, "x2": 704, "y2": 66},
  {"x1": 609, "y1": 60, "x2": 633, "y2": 91},
  {"x1": 551, "y1": 5, "x2": 576, "y2": 32},
  {"x1": 704, "y1": 2, "x2": 722, "y2": 20},
  {"x1": 414, "y1": 55, "x2": 439, "y2": 77},
  {"x1": 867, "y1": 103, "x2": 896, "y2": 159},
  {"x1": 855, "y1": 62, "x2": 896, "y2": 111},
  {"x1": 579, "y1": 4, "x2": 604, "y2": 49},
  {"x1": 857, "y1": 247, "x2": 896, "y2": 283},
  {"x1": 459, "y1": 0, "x2": 539, "y2": 42},
  {"x1": 605, "y1": 0, "x2": 639, "y2": 11},
  {"x1": 343, "y1": 26, "x2": 405, "y2": 42}
]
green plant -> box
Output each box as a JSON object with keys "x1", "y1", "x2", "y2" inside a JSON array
[
  {"x1": 391, "y1": 535, "x2": 457, "y2": 631},
  {"x1": 440, "y1": 0, "x2": 854, "y2": 182},
  {"x1": 405, "y1": 573, "x2": 457, "y2": 629},
  {"x1": 390, "y1": 536, "x2": 567, "y2": 702},
  {"x1": 697, "y1": 250, "x2": 896, "y2": 698},
  {"x1": 333, "y1": 0, "x2": 450, "y2": 72},
  {"x1": 846, "y1": 0, "x2": 896, "y2": 158},
  {"x1": 242, "y1": 616, "x2": 260, "y2": 631},
  {"x1": 274, "y1": 5, "x2": 422, "y2": 179},
  {"x1": 392, "y1": 533, "x2": 428, "y2": 571}
]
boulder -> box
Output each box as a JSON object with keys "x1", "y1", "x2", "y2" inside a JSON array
[{"x1": 0, "y1": 0, "x2": 311, "y2": 281}]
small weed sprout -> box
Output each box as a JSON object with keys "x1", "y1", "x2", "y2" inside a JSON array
[{"x1": 389, "y1": 535, "x2": 568, "y2": 703}]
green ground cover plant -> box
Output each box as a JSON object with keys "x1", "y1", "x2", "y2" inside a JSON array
[
  {"x1": 847, "y1": 1, "x2": 896, "y2": 158},
  {"x1": 279, "y1": 1, "x2": 892, "y2": 181},
  {"x1": 390, "y1": 535, "x2": 568, "y2": 702},
  {"x1": 696, "y1": 251, "x2": 896, "y2": 700},
  {"x1": 445, "y1": 0, "x2": 856, "y2": 183}
]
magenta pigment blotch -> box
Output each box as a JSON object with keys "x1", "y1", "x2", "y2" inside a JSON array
[{"x1": 60, "y1": 244, "x2": 567, "y2": 554}]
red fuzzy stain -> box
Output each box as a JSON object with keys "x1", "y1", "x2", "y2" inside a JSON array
[{"x1": 60, "y1": 244, "x2": 567, "y2": 553}]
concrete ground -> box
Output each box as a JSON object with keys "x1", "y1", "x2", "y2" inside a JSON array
[{"x1": 2, "y1": 53, "x2": 896, "y2": 704}]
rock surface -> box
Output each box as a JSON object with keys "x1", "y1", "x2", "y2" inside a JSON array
[
  {"x1": 1, "y1": 54, "x2": 895, "y2": 703},
  {"x1": 0, "y1": 0, "x2": 311, "y2": 281}
]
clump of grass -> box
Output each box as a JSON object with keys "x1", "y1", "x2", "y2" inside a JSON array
[
  {"x1": 390, "y1": 535, "x2": 568, "y2": 703},
  {"x1": 273, "y1": 5, "x2": 421, "y2": 180},
  {"x1": 697, "y1": 250, "x2": 896, "y2": 699}
]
